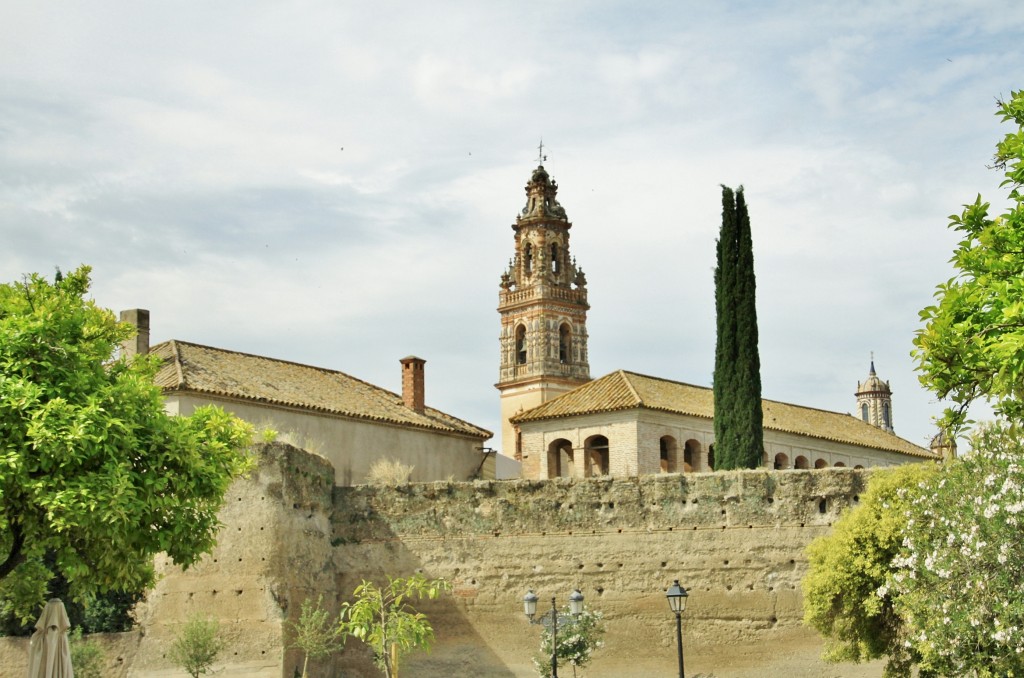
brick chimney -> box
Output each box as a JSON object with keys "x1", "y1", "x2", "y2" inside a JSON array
[
  {"x1": 119, "y1": 309, "x2": 150, "y2": 357},
  {"x1": 400, "y1": 356, "x2": 426, "y2": 413}
]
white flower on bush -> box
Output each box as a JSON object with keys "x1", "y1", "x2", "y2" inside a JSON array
[{"x1": 888, "y1": 420, "x2": 1024, "y2": 675}]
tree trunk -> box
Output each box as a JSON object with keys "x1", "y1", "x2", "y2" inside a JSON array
[{"x1": 0, "y1": 521, "x2": 25, "y2": 580}]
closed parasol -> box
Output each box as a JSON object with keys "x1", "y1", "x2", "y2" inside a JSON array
[{"x1": 27, "y1": 598, "x2": 74, "y2": 678}]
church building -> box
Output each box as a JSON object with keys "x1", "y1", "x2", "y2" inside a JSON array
[{"x1": 496, "y1": 163, "x2": 938, "y2": 479}]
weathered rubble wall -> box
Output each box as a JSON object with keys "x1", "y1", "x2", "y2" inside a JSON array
[
  {"x1": 1, "y1": 444, "x2": 889, "y2": 677},
  {"x1": 133, "y1": 441, "x2": 337, "y2": 677},
  {"x1": 330, "y1": 459, "x2": 885, "y2": 677},
  {"x1": 1, "y1": 442, "x2": 334, "y2": 678}
]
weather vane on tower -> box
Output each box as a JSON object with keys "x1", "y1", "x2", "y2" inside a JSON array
[{"x1": 537, "y1": 139, "x2": 547, "y2": 165}]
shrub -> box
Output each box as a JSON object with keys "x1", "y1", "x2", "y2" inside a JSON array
[
  {"x1": 891, "y1": 421, "x2": 1024, "y2": 676},
  {"x1": 168, "y1": 614, "x2": 224, "y2": 678},
  {"x1": 532, "y1": 608, "x2": 605, "y2": 677},
  {"x1": 69, "y1": 628, "x2": 105, "y2": 678},
  {"x1": 365, "y1": 459, "x2": 414, "y2": 486},
  {"x1": 803, "y1": 462, "x2": 939, "y2": 675}
]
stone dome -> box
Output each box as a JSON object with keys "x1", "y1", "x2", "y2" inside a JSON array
[{"x1": 856, "y1": 361, "x2": 891, "y2": 394}]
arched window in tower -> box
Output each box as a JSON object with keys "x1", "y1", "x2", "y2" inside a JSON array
[
  {"x1": 551, "y1": 243, "x2": 561, "y2": 275},
  {"x1": 861, "y1": 403, "x2": 869, "y2": 422},
  {"x1": 559, "y1": 323, "x2": 571, "y2": 364},
  {"x1": 515, "y1": 325, "x2": 527, "y2": 365},
  {"x1": 523, "y1": 243, "x2": 533, "y2": 276},
  {"x1": 882, "y1": 403, "x2": 891, "y2": 429}
]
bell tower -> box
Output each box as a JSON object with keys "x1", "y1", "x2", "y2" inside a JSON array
[
  {"x1": 497, "y1": 161, "x2": 591, "y2": 457},
  {"x1": 855, "y1": 356, "x2": 894, "y2": 433}
]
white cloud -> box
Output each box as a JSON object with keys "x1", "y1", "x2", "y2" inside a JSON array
[
  {"x1": 413, "y1": 54, "x2": 537, "y2": 113},
  {"x1": 791, "y1": 34, "x2": 873, "y2": 117},
  {"x1": 3, "y1": 0, "x2": 1024, "y2": 449}
]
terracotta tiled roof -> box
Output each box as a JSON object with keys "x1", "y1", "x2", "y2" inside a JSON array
[
  {"x1": 511, "y1": 370, "x2": 935, "y2": 459},
  {"x1": 151, "y1": 340, "x2": 490, "y2": 440}
]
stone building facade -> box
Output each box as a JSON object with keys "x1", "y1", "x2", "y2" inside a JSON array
[
  {"x1": 512, "y1": 370, "x2": 936, "y2": 480},
  {"x1": 121, "y1": 310, "x2": 499, "y2": 484}
]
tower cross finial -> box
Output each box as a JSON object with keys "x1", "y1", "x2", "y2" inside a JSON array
[{"x1": 537, "y1": 139, "x2": 547, "y2": 165}]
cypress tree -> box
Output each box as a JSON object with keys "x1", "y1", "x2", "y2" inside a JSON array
[
  {"x1": 713, "y1": 186, "x2": 739, "y2": 470},
  {"x1": 733, "y1": 188, "x2": 763, "y2": 467},
  {"x1": 713, "y1": 186, "x2": 763, "y2": 470}
]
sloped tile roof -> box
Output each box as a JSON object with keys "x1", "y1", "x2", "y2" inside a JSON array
[
  {"x1": 152, "y1": 340, "x2": 490, "y2": 440},
  {"x1": 511, "y1": 370, "x2": 935, "y2": 459}
]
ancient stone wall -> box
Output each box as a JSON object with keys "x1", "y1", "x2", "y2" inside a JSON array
[
  {"x1": 129, "y1": 441, "x2": 337, "y2": 677},
  {"x1": 0, "y1": 443, "x2": 336, "y2": 678},
  {"x1": 1, "y1": 444, "x2": 890, "y2": 677},
  {"x1": 329, "y1": 461, "x2": 885, "y2": 677}
]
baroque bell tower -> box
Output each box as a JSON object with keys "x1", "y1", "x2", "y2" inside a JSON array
[{"x1": 497, "y1": 159, "x2": 591, "y2": 457}]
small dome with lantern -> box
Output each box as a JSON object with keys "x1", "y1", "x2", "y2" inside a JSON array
[{"x1": 855, "y1": 357, "x2": 894, "y2": 433}]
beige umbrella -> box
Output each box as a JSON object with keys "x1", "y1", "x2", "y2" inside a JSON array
[{"x1": 27, "y1": 598, "x2": 74, "y2": 678}]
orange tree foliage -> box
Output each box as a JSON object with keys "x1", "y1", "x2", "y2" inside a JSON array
[{"x1": 0, "y1": 266, "x2": 252, "y2": 622}]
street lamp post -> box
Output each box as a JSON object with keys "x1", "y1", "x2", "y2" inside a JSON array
[
  {"x1": 666, "y1": 579, "x2": 689, "y2": 678},
  {"x1": 522, "y1": 588, "x2": 585, "y2": 678}
]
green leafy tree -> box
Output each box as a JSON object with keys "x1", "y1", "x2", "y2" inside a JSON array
[
  {"x1": 338, "y1": 574, "x2": 450, "y2": 678},
  {"x1": 0, "y1": 266, "x2": 253, "y2": 622},
  {"x1": 890, "y1": 421, "x2": 1024, "y2": 676},
  {"x1": 287, "y1": 594, "x2": 347, "y2": 678},
  {"x1": 168, "y1": 614, "x2": 224, "y2": 677},
  {"x1": 80, "y1": 588, "x2": 142, "y2": 633},
  {"x1": 807, "y1": 90, "x2": 1024, "y2": 677},
  {"x1": 1, "y1": 562, "x2": 142, "y2": 636},
  {"x1": 532, "y1": 608, "x2": 605, "y2": 678},
  {"x1": 0, "y1": 547, "x2": 142, "y2": 636},
  {"x1": 805, "y1": 426, "x2": 1024, "y2": 676},
  {"x1": 714, "y1": 185, "x2": 763, "y2": 469},
  {"x1": 803, "y1": 462, "x2": 939, "y2": 677},
  {"x1": 913, "y1": 90, "x2": 1024, "y2": 435}
]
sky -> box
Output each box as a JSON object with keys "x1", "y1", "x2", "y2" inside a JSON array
[{"x1": 3, "y1": 1, "x2": 1023, "y2": 454}]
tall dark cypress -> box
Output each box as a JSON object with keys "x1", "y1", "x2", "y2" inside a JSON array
[
  {"x1": 713, "y1": 186, "x2": 763, "y2": 470},
  {"x1": 733, "y1": 188, "x2": 763, "y2": 467},
  {"x1": 713, "y1": 186, "x2": 739, "y2": 470}
]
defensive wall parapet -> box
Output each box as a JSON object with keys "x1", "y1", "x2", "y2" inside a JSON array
[{"x1": 330, "y1": 456, "x2": 875, "y2": 677}]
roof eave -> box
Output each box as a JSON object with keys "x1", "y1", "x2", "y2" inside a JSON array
[
  {"x1": 162, "y1": 387, "x2": 491, "y2": 440},
  {"x1": 515, "y1": 402, "x2": 934, "y2": 458}
]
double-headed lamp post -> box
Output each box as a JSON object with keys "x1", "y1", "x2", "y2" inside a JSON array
[
  {"x1": 522, "y1": 588, "x2": 584, "y2": 678},
  {"x1": 666, "y1": 579, "x2": 689, "y2": 678}
]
